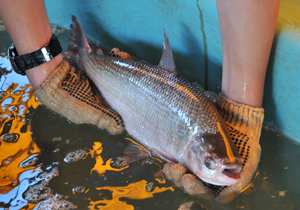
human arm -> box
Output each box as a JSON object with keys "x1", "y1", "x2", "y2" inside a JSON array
[
  {"x1": 217, "y1": 0, "x2": 280, "y2": 107},
  {"x1": 0, "y1": 1, "x2": 124, "y2": 135},
  {"x1": 162, "y1": 0, "x2": 279, "y2": 203},
  {"x1": 0, "y1": 0, "x2": 62, "y2": 89}
]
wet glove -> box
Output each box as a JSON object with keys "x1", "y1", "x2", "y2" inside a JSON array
[
  {"x1": 162, "y1": 92, "x2": 264, "y2": 204},
  {"x1": 34, "y1": 61, "x2": 124, "y2": 135}
]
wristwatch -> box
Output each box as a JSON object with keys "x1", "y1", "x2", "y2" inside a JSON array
[{"x1": 8, "y1": 33, "x2": 62, "y2": 75}]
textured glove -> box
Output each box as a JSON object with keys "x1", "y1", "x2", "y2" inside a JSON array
[
  {"x1": 162, "y1": 92, "x2": 264, "y2": 204},
  {"x1": 34, "y1": 61, "x2": 124, "y2": 135},
  {"x1": 162, "y1": 163, "x2": 214, "y2": 200}
]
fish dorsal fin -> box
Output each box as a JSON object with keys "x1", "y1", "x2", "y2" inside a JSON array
[{"x1": 158, "y1": 29, "x2": 177, "y2": 73}]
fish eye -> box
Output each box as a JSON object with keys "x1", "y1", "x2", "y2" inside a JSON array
[{"x1": 205, "y1": 157, "x2": 214, "y2": 169}]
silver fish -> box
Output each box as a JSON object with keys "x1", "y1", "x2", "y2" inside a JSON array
[{"x1": 65, "y1": 15, "x2": 242, "y2": 186}]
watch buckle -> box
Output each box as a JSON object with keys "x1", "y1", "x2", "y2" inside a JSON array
[{"x1": 41, "y1": 47, "x2": 53, "y2": 62}]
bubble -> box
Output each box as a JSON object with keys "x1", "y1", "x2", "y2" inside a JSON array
[
  {"x1": 12, "y1": 90, "x2": 22, "y2": 96},
  {"x1": 72, "y1": 186, "x2": 85, "y2": 194},
  {"x1": 111, "y1": 156, "x2": 128, "y2": 167},
  {"x1": 20, "y1": 155, "x2": 39, "y2": 168},
  {"x1": 146, "y1": 182, "x2": 154, "y2": 192},
  {"x1": 2, "y1": 133, "x2": 19, "y2": 143},
  {"x1": 37, "y1": 195, "x2": 76, "y2": 210},
  {"x1": 0, "y1": 91, "x2": 6, "y2": 101},
  {"x1": 178, "y1": 201, "x2": 195, "y2": 210},
  {"x1": 52, "y1": 137, "x2": 62, "y2": 142},
  {"x1": 52, "y1": 148, "x2": 60, "y2": 153},
  {"x1": 145, "y1": 158, "x2": 154, "y2": 164},
  {"x1": 54, "y1": 193, "x2": 64, "y2": 200},
  {"x1": 38, "y1": 167, "x2": 59, "y2": 182},
  {"x1": 24, "y1": 167, "x2": 62, "y2": 204},
  {"x1": 24, "y1": 181, "x2": 52, "y2": 203},
  {"x1": 64, "y1": 149, "x2": 87, "y2": 163}
]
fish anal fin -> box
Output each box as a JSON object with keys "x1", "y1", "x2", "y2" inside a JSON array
[{"x1": 158, "y1": 29, "x2": 177, "y2": 74}]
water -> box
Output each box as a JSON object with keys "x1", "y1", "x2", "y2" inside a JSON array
[{"x1": 0, "y1": 26, "x2": 300, "y2": 210}]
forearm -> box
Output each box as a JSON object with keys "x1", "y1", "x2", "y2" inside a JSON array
[
  {"x1": 217, "y1": 0, "x2": 280, "y2": 107},
  {"x1": 0, "y1": 0, "x2": 62, "y2": 89}
]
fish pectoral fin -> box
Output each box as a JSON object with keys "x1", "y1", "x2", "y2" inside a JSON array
[
  {"x1": 151, "y1": 149, "x2": 177, "y2": 163},
  {"x1": 158, "y1": 29, "x2": 177, "y2": 74},
  {"x1": 121, "y1": 142, "x2": 150, "y2": 165}
]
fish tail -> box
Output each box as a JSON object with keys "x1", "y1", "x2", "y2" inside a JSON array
[{"x1": 64, "y1": 15, "x2": 93, "y2": 69}]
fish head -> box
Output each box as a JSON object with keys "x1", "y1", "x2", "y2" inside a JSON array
[{"x1": 185, "y1": 122, "x2": 242, "y2": 186}]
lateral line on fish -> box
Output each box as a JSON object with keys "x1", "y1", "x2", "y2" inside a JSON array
[
  {"x1": 111, "y1": 60, "x2": 199, "y2": 102},
  {"x1": 218, "y1": 122, "x2": 235, "y2": 162}
]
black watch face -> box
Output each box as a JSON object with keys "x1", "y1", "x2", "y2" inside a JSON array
[
  {"x1": 8, "y1": 46, "x2": 25, "y2": 75},
  {"x1": 7, "y1": 48, "x2": 16, "y2": 73}
]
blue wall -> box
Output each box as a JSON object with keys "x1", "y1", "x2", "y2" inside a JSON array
[{"x1": 46, "y1": 0, "x2": 300, "y2": 142}]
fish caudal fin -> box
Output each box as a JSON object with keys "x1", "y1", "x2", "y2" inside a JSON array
[{"x1": 64, "y1": 15, "x2": 93, "y2": 69}]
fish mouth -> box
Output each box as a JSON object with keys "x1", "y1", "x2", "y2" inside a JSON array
[{"x1": 221, "y1": 165, "x2": 242, "y2": 180}]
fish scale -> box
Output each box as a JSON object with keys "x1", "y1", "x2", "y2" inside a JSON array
[{"x1": 65, "y1": 15, "x2": 242, "y2": 186}]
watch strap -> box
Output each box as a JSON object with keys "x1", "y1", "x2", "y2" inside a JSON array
[{"x1": 8, "y1": 33, "x2": 62, "y2": 75}]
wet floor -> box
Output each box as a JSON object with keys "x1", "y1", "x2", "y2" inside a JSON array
[{"x1": 0, "y1": 26, "x2": 300, "y2": 210}]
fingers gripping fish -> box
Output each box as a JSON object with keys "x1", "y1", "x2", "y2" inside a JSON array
[{"x1": 64, "y1": 15, "x2": 242, "y2": 186}]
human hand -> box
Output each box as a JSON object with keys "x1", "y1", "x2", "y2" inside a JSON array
[
  {"x1": 162, "y1": 163, "x2": 214, "y2": 200},
  {"x1": 34, "y1": 61, "x2": 124, "y2": 135},
  {"x1": 34, "y1": 47, "x2": 134, "y2": 134},
  {"x1": 162, "y1": 92, "x2": 264, "y2": 204}
]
